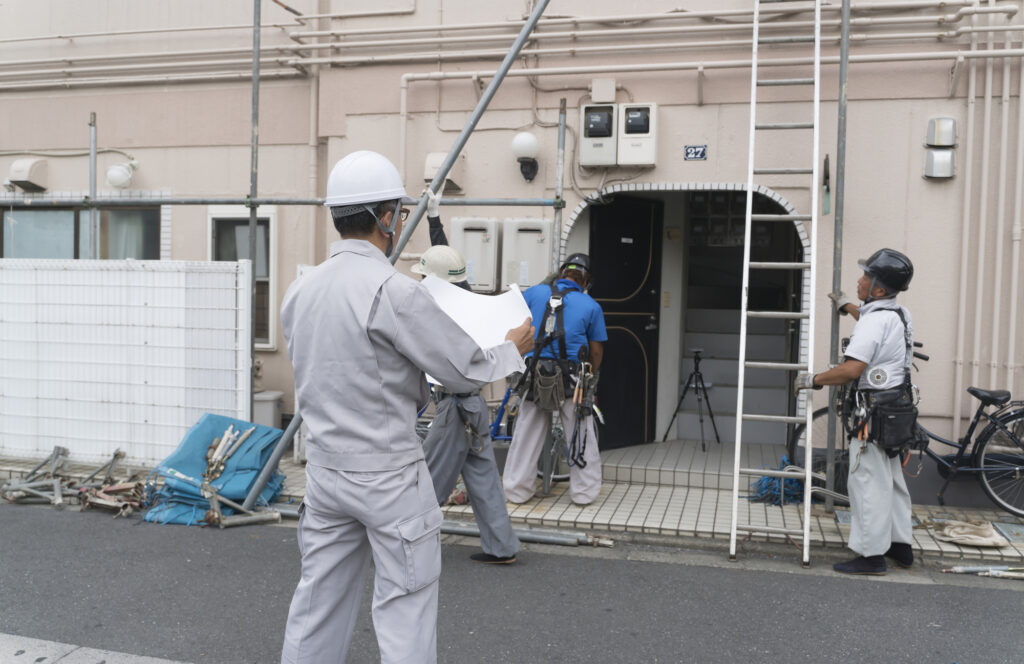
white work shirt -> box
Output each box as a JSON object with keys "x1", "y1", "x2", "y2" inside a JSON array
[
  {"x1": 281, "y1": 239, "x2": 525, "y2": 471},
  {"x1": 844, "y1": 298, "x2": 912, "y2": 390}
]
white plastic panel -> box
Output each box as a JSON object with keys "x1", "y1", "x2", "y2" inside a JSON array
[
  {"x1": 617, "y1": 103, "x2": 657, "y2": 166},
  {"x1": 450, "y1": 217, "x2": 500, "y2": 293},
  {"x1": 501, "y1": 218, "x2": 553, "y2": 290},
  {"x1": 0, "y1": 259, "x2": 252, "y2": 466}
]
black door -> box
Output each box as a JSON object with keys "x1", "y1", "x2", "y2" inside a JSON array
[{"x1": 588, "y1": 196, "x2": 663, "y2": 448}]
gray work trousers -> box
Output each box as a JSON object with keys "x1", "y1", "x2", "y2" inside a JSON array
[
  {"x1": 847, "y1": 438, "x2": 914, "y2": 557},
  {"x1": 422, "y1": 393, "x2": 519, "y2": 558},
  {"x1": 503, "y1": 398, "x2": 602, "y2": 505},
  {"x1": 281, "y1": 460, "x2": 442, "y2": 664}
]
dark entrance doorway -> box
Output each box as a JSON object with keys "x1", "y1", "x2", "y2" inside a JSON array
[{"x1": 588, "y1": 196, "x2": 663, "y2": 449}]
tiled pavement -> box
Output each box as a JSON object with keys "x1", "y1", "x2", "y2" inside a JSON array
[{"x1": 4, "y1": 439, "x2": 1024, "y2": 565}]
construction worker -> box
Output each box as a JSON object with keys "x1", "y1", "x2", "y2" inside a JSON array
[
  {"x1": 795, "y1": 248, "x2": 916, "y2": 575},
  {"x1": 412, "y1": 188, "x2": 521, "y2": 565},
  {"x1": 279, "y1": 150, "x2": 534, "y2": 663},
  {"x1": 503, "y1": 253, "x2": 607, "y2": 505}
]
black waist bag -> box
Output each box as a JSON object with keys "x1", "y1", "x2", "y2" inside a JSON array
[{"x1": 866, "y1": 388, "x2": 928, "y2": 456}]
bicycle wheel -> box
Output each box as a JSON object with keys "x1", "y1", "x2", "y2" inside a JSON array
[
  {"x1": 786, "y1": 407, "x2": 831, "y2": 466},
  {"x1": 975, "y1": 407, "x2": 1024, "y2": 518}
]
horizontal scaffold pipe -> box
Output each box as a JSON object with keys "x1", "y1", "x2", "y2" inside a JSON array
[{"x1": 0, "y1": 196, "x2": 559, "y2": 208}]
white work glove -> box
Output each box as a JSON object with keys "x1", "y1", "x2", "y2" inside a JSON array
[
  {"x1": 828, "y1": 290, "x2": 855, "y2": 316},
  {"x1": 793, "y1": 372, "x2": 822, "y2": 392},
  {"x1": 424, "y1": 182, "x2": 445, "y2": 218}
]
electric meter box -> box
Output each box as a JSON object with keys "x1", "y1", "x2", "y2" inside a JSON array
[
  {"x1": 501, "y1": 218, "x2": 553, "y2": 290},
  {"x1": 579, "y1": 104, "x2": 617, "y2": 166},
  {"x1": 450, "y1": 217, "x2": 501, "y2": 292},
  {"x1": 617, "y1": 103, "x2": 657, "y2": 166}
]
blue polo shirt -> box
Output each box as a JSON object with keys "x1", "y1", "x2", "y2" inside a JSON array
[{"x1": 523, "y1": 278, "x2": 607, "y2": 361}]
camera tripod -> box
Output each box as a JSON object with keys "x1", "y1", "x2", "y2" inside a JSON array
[{"x1": 661, "y1": 348, "x2": 720, "y2": 451}]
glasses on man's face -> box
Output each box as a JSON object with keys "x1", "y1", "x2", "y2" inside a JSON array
[{"x1": 398, "y1": 208, "x2": 410, "y2": 222}]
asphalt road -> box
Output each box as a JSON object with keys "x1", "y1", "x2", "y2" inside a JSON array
[{"x1": 1, "y1": 503, "x2": 1021, "y2": 663}]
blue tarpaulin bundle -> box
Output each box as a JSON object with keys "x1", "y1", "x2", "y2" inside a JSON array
[
  {"x1": 144, "y1": 413, "x2": 285, "y2": 526},
  {"x1": 748, "y1": 455, "x2": 806, "y2": 505}
]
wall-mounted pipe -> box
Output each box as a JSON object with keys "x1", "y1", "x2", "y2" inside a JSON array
[
  {"x1": 1006, "y1": 50, "x2": 1024, "y2": 391},
  {"x1": 953, "y1": 22, "x2": 980, "y2": 436},
  {"x1": 970, "y1": 12, "x2": 996, "y2": 396},
  {"x1": 88, "y1": 112, "x2": 98, "y2": 260},
  {"x1": 0, "y1": 69, "x2": 302, "y2": 92},
  {"x1": 989, "y1": 30, "x2": 1013, "y2": 387}
]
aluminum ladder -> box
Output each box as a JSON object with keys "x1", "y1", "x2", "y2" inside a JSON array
[{"x1": 729, "y1": 0, "x2": 822, "y2": 566}]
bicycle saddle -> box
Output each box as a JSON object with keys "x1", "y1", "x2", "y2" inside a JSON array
[{"x1": 967, "y1": 387, "x2": 1011, "y2": 406}]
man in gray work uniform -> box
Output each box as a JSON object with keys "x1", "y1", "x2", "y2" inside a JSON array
[
  {"x1": 279, "y1": 150, "x2": 533, "y2": 663},
  {"x1": 412, "y1": 187, "x2": 521, "y2": 564},
  {"x1": 795, "y1": 248, "x2": 916, "y2": 575}
]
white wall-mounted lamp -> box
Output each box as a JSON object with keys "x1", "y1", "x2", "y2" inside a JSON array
[
  {"x1": 106, "y1": 160, "x2": 139, "y2": 188},
  {"x1": 511, "y1": 132, "x2": 539, "y2": 182}
]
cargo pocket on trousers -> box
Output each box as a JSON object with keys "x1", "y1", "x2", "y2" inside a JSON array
[
  {"x1": 396, "y1": 506, "x2": 443, "y2": 593},
  {"x1": 296, "y1": 501, "x2": 308, "y2": 557}
]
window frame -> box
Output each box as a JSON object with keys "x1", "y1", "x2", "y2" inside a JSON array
[
  {"x1": 0, "y1": 205, "x2": 163, "y2": 260},
  {"x1": 207, "y1": 205, "x2": 278, "y2": 351}
]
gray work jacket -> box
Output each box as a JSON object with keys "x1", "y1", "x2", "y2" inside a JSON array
[{"x1": 281, "y1": 239, "x2": 525, "y2": 471}]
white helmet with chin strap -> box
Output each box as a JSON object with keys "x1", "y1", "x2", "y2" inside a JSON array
[
  {"x1": 410, "y1": 245, "x2": 468, "y2": 283},
  {"x1": 325, "y1": 151, "x2": 416, "y2": 246}
]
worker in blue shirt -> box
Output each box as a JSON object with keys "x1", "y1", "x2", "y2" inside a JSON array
[{"x1": 503, "y1": 253, "x2": 607, "y2": 505}]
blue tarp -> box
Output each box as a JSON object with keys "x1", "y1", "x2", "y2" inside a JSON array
[{"x1": 144, "y1": 413, "x2": 285, "y2": 526}]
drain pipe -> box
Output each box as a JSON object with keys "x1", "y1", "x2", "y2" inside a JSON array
[
  {"x1": 553, "y1": 98, "x2": 566, "y2": 272},
  {"x1": 390, "y1": 0, "x2": 552, "y2": 263},
  {"x1": 88, "y1": 112, "x2": 98, "y2": 259},
  {"x1": 1006, "y1": 52, "x2": 1024, "y2": 390},
  {"x1": 969, "y1": 7, "x2": 995, "y2": 397},
  {"x1": 988, "y1": 29, "x2": 1012, "y2": 387},
  {"x1": 952, "y1": 18, "x2": 979, "y2": 436}
]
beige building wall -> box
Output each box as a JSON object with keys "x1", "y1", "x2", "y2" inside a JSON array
[{"x1": 1, "y1": 0, "x2": 1022, "y2": 439}]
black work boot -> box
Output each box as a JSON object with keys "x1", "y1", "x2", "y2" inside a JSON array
[
  {"x1": 833, "y1": 555, "x2": 886, "y2": 575},
  {"x1": 884, "y1": 542, "x2": 914, "y2": 568}
]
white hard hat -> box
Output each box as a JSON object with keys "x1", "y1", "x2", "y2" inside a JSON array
[
  {"x1": 324, "y1": 150, "x2": 416, "y2": 207},
  {"x1": 410, "y1": 245, "x2": 468, "y2": 283}
]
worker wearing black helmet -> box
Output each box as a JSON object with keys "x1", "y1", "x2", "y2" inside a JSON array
[
  {"x1": 503, "y1": 253, "x2": 608, "y2": 505},
  {"x1": 794, "y1": 248, "x2": 916, "y2": 575}
]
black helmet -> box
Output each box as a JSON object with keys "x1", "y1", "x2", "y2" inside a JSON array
[
  {"x1": 559, "y1": 253, "x2": 592, "y2": 276},
  {"x1": 858, "y1": 248, "x2": 913, "y2": 293}
]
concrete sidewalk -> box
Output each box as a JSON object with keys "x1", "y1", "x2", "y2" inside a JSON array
[{"x1": 4, "y1": 439, "x2": 1024, "y2": 567}]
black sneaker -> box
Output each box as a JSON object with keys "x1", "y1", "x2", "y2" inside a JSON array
[
  {"x1": 884, "y1": 542, "x2": 914, "y2": 568},
  {"x1": 469, "y1": 552, "x2": 516, "y2": 565},
  {"x1": 833, "y1": 555, "x2": 886, "y2": 575}
]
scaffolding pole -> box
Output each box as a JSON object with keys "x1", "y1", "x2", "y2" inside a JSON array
[
  {"x1": 247, "y1": 0, "x2": 262, "y2": 421},
  {"x1": 389, "y1": 0, "x2": 552, "y2": 264}
]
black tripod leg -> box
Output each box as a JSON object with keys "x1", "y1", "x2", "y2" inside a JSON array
[
  {"x1": 661, "y1": 379, "x2": 694, "y2": 442},
  {"x1": 696, "y1": 372, "x2": 721, "y2": 445},
  {"x1": 695, "y1": 388, "x2": 707, "y2": 452}
]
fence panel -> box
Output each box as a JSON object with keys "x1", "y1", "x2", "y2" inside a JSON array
[{"x1": 0, "y1": 259, "x2": 252, "y2": 465}]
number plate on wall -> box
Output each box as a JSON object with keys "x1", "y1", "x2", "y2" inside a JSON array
[{"x1": 684, "y1": 145, "x2": 707, "y2": 161}]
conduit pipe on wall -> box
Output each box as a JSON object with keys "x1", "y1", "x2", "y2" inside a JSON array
[
  {"x1": 397, "y1": 47, "x2": 1024, "y2": 180},
  {"x1": 953, "y1": 23, "x2": 979, "y2": 436},
  {"x1": 1006, "y1": 52, "x2": 1024, "y2": 392},
  {"x1": 970, "y1": 11, "x2": 996, "y2": 396},
  {"x1": 0, "y1": 70, "x2": 302, "y2": 92},
  {"x1": 288, "y1": 1, "x2": 1005, "y2": 40},
  {"x1": 989, "y1": 31, "x2": 1013, "y2": 387}
]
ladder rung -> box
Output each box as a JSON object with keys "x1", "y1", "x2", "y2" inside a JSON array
[
  {"x1": 740, "y1": 467, "x2": 807, "y2": 479},
  {"x1": 749, "y1": 261, "x2": 810, "y2": 270},
  {"x1": 746, "y1": 311, "x2": 809, "y2": 320},
  {"x1": 751, "y1": 213, "x2": 811, "y2": 221},
  {"x1": 753, "y1": 168, "x2": 813, "y2": 175},
  {"x1": 736, "y1": 524, "x2": 804, "y2": 536},
  {"x1": 755, "y1": 122, "x2": 814, "y2": 130},
  {"x1": 741, "y1": 413, "x2": 806, "y2": 424},
  {"x1": 759, "y1": 36, "x2": 815, "y2": 44},
  {"x1": 744, "y1": 360, "x2": 806, "y2": 370},
  {"x1": 757, "y1": 78, "x2": 814, "y2": 86}
]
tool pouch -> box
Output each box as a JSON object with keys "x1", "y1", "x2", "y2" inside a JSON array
[
  {"x1": 532, "y1": 360, "x2": 565, "y2": 412},
  {"x1": 866, "y1": 387, "x2": 927, "y2": 457}
]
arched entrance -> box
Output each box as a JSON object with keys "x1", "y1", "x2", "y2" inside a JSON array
[{"x1": 561, "y1": 182, "x2": 810, "y2": 450}]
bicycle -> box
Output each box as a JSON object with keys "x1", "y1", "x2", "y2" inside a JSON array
[{"x1": 788, "y1": 345, "x2": 1024, "y2": 518}]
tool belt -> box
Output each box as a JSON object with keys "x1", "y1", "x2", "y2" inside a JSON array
[
  {"x1": 521, "y1": 358, "x2": 579, "y2": 412},
  {"x1": 432, "y1": 386, "x2": 481, "y2": 402},
  {"x1": 859, "y1": 386, "x2": 927, "y2": 456}
]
